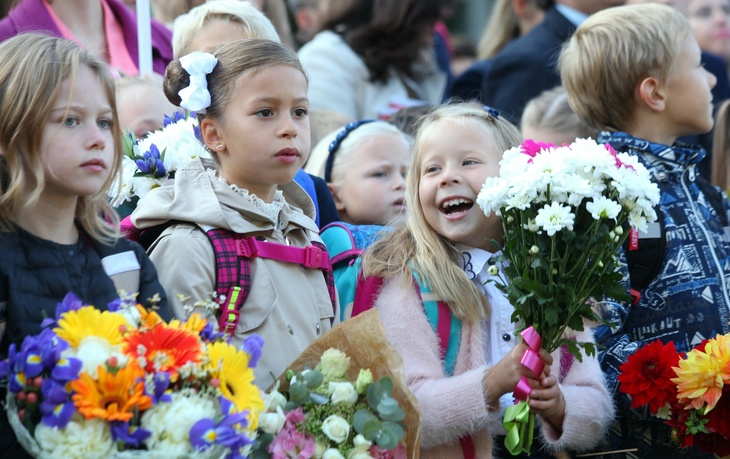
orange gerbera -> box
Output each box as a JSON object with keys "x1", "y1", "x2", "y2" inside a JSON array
[
  {"x1": 70, "y1": 362, "x2": 151, "y2": 422},
  {"x1": 137, "y1": 305, "x2": 165, "y2": 330},
  {"x1": 122, "y1": 324, "x2": 203, "y2": 374},
  {"x1": 169, "y1": 313, "x2": 207, "y2": 335}
]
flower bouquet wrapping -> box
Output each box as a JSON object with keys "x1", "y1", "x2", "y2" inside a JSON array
[
  {"x1": 109, "y1": 111, "x2": 210, "y2": 213},
  {"x1": 476, "y1": 138, "x2": 660, "y2": 455},
  {"x1": 618, "y1": 334, "x2": 730, "y2": 456},
  {"x1": 251, "y1": 309, "x2": 421, "y2": 459},
  {"x1": 0, "y1": 293, "x2": 264, "y2": 459}
]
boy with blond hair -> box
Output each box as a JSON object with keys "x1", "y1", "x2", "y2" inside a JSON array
[{"x1": 560, "y1": 4, "x2": 730, "y2": 458}]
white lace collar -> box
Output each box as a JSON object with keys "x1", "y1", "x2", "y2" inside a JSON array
[{"x1": 207, "y1": 169, "x2": 285, "y2": 222}]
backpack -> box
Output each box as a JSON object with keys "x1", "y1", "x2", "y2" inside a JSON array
[
  {"x1": 622, "y1": 174, "x2": 728, "y2": 305},
  {"x1": 121, "y1": 217, "x2": 337, "y2": 334}
]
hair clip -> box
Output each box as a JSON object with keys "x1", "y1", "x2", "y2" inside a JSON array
[
  {"x1": 324, "y1": 119, "x2": 375, "y2": 182},
  {"x1": 483, "y1": 106, "x2": 501, "y2": 120},
  {"x1": 178, "y1": 51, "x2": 218, "y2": 113}
]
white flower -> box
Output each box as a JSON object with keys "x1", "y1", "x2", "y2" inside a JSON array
[
  {"x1": 348, "y1": 451, "x2": 374, "y2": 459},
  {"x1": 534, "y1": 202, "x2": 575, "y2": 236},
  {"x1": 319, "y1": 348, "x2": 350, "y2": 380},
  {"x1": 141, "y1": 392, "x2": 217, "y2": 454},
  {"x1": 258, "y1": 406, "x2": 286, "y2": 434},
  {"x1": 321, "y1": 414, "x2": 350, "y2": 444},
  {"x1": 313, "y1": 441, "x2": 330, "y2": 458},
  {"x1": 329, "y1": 381, "x2": 358, "y2": 406},
  {"x1": 348, "y1": 434, "x2": 373, "y2": 458},
  {"x1": 323, "y1": 449, "x2": 346, "y2": 459},
  {"x1": 586, "y1": 196, "x2": 622, "y2": 221},
  {"x1": 265, "y1": 389, "x2": 288, "y2": 412},
  {"x1": 354, "y1": 369, "x2": 373, "y2": 395},
  {"x1": 63, "y1": 336, "x2": 128, "y2": 379},
  {"x1": 35, "y1": 417, "x2": 115, "y2": 459}
]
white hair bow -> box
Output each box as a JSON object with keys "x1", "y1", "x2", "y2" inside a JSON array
[{"x1": 178, "y1": 51, "x2": 218, "y2": 113}]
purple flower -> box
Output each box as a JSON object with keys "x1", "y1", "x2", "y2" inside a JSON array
[
  {"x1": 20, "y1": 339, "x2": 42, "y2": 379},
  {"x1": 50, "y1": 356, "x2": 82, "y2": 383},
  {"x1": 42, "y1": 292, "x2": 83, "y2": 328},
  {"x1": 110, "y1": 421, "x2": 151, "y2": 447},
  {"x1": 135, "y1": 158, "x2": 151, "y2": 174},
  {"x1": 149, "y1": 372, "x2": 172, "y2": 403},
  {"x1": 40, "y1": 380, "x2": 75, "y2": 428},
  {"x1": 200, "y1": 322, "x2": 226, "y2": 342},
  {"x1": 242, "y1": 335, "x2": 263, "y2": 368},
  {"x1": 189, "y1": 411, "x2": 252, "y2": 452}
]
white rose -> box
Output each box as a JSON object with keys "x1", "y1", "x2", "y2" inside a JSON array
[
  {"x1": 313, "y1": 441, "x2": 329, "y2": 458},
  {"x1": 35, "y1": 417, "x2": 115, "y2": 459},
  {"x1": 321, "y1": 414, "x2": 350, "y2": 444},
  {"x1": 319, "y1": 349, "x2": 350, "y2": 380},
  {"x1": 258, "y1": 406, "x2": 286, "y2": 434},
  {"x1": 265, "y1": 390, "x2": 287, "y2": 412},
  {"x1": 352, "y1": 434, "x2": 372, "y2": 451},
  {"x1": 348, "y1": 451, "x2": 374, "y2": 459},
  {"x1": 323, "y1": 448, "x2": 345, "y2": 459},
  {"x1": 329, "y1": 382, "x2": 358, "y2": 406}
]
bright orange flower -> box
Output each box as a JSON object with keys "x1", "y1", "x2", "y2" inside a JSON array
[
  {"x1": 168, "y1": 313, "x2": 207, "y2": 335},
  {"x1": 672, "y1": 334, "x2": 730, "y2": 413},
  {"x1": 122, "y1": 324, "x2": 203, "y2": 374},
  {"x1": 137, "y1": 305, "x2": 164, "y2": 329},
  {"x1": 70, "y1": 363, "x2": 151, "y2": 422}
]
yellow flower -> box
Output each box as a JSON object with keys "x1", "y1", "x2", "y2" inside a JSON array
[
  {"x1": 70, "y1": 362, "x2": 152, "y2": 422},
  {"x1": 671, "y1": 334, "x2": 730, "y2": 412},
  {"x1": 206, "y1": 342, "x2": 264, "y2": 428},
  {"x1": 168, "y1": 313, "x2": 207, "y2": 335},
  {"x1": 55, "y1": 306, "x2": 127, "y2": 348}
]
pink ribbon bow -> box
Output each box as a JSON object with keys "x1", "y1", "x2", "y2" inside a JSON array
[{"x1": 513, "y1": 326, "x2": 544, "y2": 401}]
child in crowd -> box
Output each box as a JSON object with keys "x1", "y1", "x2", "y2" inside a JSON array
[
  {"x1": 0, "y1": 34, "x2": 168, "y2": 457},
  {"x1": 521, "y1": 86, "x2": 596, "y2": 145},
  {"x1": 712, "y1": 98, "x2": 730, "y2": 192},
  {"x1": 131, "y1": 39, "x2": 337, "y2": 388},
  {"x1": 170, "y1": 0, "x2": 339, "y2": 228},
  {"x1": 308, "y1": 108, "x2": 353, "y2": 151},
  {"x1": 362, "y1": 104, "x2": 613, "y2": 458},
  {"x1": 560, "y1": 4, "x2": 730, "y2": 457},
  {"x1": 116, "y1": 73, "x2": 179, "y2": 139},
  {"x1": 306, "y1": 120, "x2": 411, "y2": 225}
]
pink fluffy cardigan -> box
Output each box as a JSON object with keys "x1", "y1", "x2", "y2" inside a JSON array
[{"x1": 373, "y1": 274, "x2": 615, "y2": 458}]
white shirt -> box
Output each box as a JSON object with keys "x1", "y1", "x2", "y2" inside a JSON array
[{"x1": 456, "y1": 244, "x2": 518, "y2": 420}]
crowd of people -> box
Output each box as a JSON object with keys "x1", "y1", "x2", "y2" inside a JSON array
[{"x1": 1, "y1": 0, "x2": 730, "y2": 458}]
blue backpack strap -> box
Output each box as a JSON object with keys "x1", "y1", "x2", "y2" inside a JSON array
[
  {"x1": 294, "y1": 169, "x2": 319, "y2": 227},
  {"x1": 410, "y1": 267, "x2": 462, "y2": 376}
]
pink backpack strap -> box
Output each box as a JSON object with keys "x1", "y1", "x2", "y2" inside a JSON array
[
  {"x1": 558, "y1": 343, "x2": 575, "y2": 383},
  {"x1": 206, "y1": 229, "x2": 336, "y2": 335},
  {"x1": 351, "y1": 274, "x2": 385, "y2": 317}
]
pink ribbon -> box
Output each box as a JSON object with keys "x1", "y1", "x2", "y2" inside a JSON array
[{"x1": 513, "y1": 326, "x2": 543, "y2": 402}]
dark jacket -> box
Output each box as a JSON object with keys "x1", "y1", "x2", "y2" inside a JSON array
[
  {"x1": 0, "y1": 226, "x2": 168, "y2": 458},
  {"x1": 0, "y1": 0, "x2": 172, "y2": 75}
]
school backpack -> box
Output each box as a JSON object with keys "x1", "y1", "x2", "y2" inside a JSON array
[{"x1": 121, "y1": 217, "x2": 337, "y2": 334}]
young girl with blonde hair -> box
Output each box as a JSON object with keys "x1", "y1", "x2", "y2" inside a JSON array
[
  {"x1": 0, "y1": 33, "x2": 168, "y2": 457},
  {"x1": 362, "y1": 103, "x2": 613, "y2": 458}
]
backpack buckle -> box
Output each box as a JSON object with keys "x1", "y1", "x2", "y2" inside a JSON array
[
  {"x1": 303, "y1": 245, "x2": 328, "y2": 269},
  {"x1": 236, "y1": 238, "x2": 259, "y2": 258}
]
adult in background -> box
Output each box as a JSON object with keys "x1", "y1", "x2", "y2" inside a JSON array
[
  {"x1": 0, "y1": 0, "x2": 172, "y2": 76},
  {"x1": 298, "y1": 0, "x2": 448, "y2": 121}
]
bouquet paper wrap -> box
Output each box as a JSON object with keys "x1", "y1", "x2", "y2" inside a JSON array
[{"x1": 270, "y1": 309, "x2": 421, "y2": 458}]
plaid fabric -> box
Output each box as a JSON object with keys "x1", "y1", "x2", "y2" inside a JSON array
[{"x1": 205, "y1": 229, "x2": 337, "y2": 334}]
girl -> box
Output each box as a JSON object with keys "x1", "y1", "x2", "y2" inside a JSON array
[
  {"x1": 0, "y1": 34, "x2": 168, "y2": 457},
  {"x1": 131, "y1": 39, "x2": 336, "y2": 388},
  {"x1": 362, "y1": 104, "x2": 613, "y2": 458},
  {"x1": 306, "y1": 120, "x2": 411, "y2": 226}
]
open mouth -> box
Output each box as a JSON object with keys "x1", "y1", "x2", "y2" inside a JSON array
[
  {"x1": 393, "y1": 198, "x2": 405, "y2": 207},
  {"x1": 440, "y1": 198, "x2": 474, "y2": 215}
]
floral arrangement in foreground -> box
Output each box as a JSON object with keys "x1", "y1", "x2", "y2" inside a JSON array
[
  {"x1": 618, "y1": 334, "x2": 730, "y2": 456},
  {"x1": 109, "y1": 111, "x2": 210, "y2": 209},
  {"x1": 251, "y1": 309, "x2": 420, "y2": 459},
  {"x1": 0, "y1": 292, "x2": 263, "y2": 459},
  {"x1": 476, "y1": 138, "x2": 660, "y2": 454}
]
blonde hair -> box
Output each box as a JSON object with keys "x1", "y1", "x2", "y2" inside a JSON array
[
  {"x1": 362, "y1": 104, "x2": 522, "y2": 323},
  {"x1": 521, "y1": 86, "x2": 596, "y2": 139},
  {"x1": 308, "y1": 108, "x2": 353, "y2": 152},
  {"x1": 0, "y1": 34, "x2": 122, "y2": 241},
  {"x1": 477, "y1": 0, "x2": 520, "y2": 59},
  {"x1": 172, "y1": 0, "x2": 280, "y2": 57},
  {"x1": 712, "y1": 99, "x2": 730, "y2": 191},
  {"x1": 305, "y1": 120, "x2": 411, "y2": 183},
  {"x1": 559, "y1": 3, "x2": 691, "y2": 132}
]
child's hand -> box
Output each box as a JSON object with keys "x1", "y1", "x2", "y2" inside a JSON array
[
  {"x1": 482, "y1": 344, "x2": 553, "y2": 409},
  {"x1": 529, "y1": 374, "x2": 565, "y2": 431}
]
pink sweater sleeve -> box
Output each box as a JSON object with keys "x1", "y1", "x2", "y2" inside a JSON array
[
  {"x1": 539, "y1": 329, "x2": 615, "y2": 452},
  {"x1": 374, "y1": 276, "x2": 501, "y2": 449}
]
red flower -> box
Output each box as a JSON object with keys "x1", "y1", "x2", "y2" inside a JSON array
[{"x1": 618, "y1": 339, "x2": 680, "y2": 414}]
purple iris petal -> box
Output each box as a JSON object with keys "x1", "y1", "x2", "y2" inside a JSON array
[
  {"x1": 110, "y1": 421, "x2": 151, "y2": 447},
  {"x1": 189, "y1": 418, "x2": 217, "y2": 451},
  {"x1": 151, "y1": 372, "x2": 172, "y2": 403},
  {"x1": 0, "y1": 360, "x2": 8, "y2": 379},
  {"x1": 135, "y1": 159, "x2": 151, "y2": 174},
  {"x1": 242, "y1": 335, "x2": 263, "y2": 368},
  {"x1": 56, "y1": 293, "x2": 83, "y2": 319},
  {"x1": 20, "y1": 339, "x2": 42, "y2": 379},
  {"x1": 40, "y1": 400, "x2": 75, "y2": 428},
  {"x1": 200, "y1": 322, "x2": 226, "y2": 342},
  {"x1": 194, "y1": 124, "x2": 202, "y2": 143},
  {"x1": 8, "y1": 372, "x2": 27, "y2": 393},
  {"x1": 41, "y1": 379, "x2": 68, "y2": 403},
  {"x1": 163, "y1": 114, "x2": 174, "y2": 127},
  {"x1": 218, "y1": 410, "x2": 249, "y2": 429},
  {"x1": 50, "y1": 357, "x2": 82, "y2": 383}
]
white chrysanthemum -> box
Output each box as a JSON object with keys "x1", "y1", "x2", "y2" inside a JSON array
[
  {"x1": 534, "y1": 202, "x2": 575, "y2": 236},
  {"x1": 586, "y1": 196, "x2": 623, "y2": 221},
  {"x1": 35, "y1": 417, "x2": 115, "y2": 459},
  {"x1": 61, "y1": 336, "x2": 128, "y2": 379},
  {"x1": 477, "y1": 177, "x2": 510, "y2": 216},
  {"x1": 136, "y1": 116, "x2": 209, "y2": 172},
  {"x1": 141, "y1": 392, "x2": 217, "y2": 455}
]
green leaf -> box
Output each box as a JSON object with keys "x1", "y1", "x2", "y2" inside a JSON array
[
  {"x1": 375, "y1": 427, "x2": 399, "y2": 450},
  {"x1": 382, "y1": 421, "x2": 405, "y2": 443},
  {"x1": 353, "y1": 409, "x2": 377, "y2": 434},
  {"x1": 289, "y1": 382, "x2": 309, "y2": 405},
  {"x1": 363, "y1": 418, "x2": 383, "y2": 441},
  {"x1": 305, "y1": 370, "x2": 324, "y2": 390}
]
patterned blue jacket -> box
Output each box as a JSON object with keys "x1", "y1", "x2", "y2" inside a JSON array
[{"x1": 593, "y1": 131, "x2": 730, "y2": 458}]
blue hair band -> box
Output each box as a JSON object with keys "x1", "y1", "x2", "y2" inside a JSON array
[
  {"x1": 324, "y1": 119, "x2": 375, "y2": 183},
  {"x1": 483, "y1": 106, "x2": 501, "y2": 119}
]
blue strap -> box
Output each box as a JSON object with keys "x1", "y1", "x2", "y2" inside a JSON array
[{"x1": 294, "y1": 169, "x2": 319, "y2": 227}]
